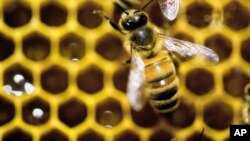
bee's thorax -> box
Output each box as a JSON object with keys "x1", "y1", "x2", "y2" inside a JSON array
[{"x1": 130, "y1": 26, "x2": 155, "y2": 50}]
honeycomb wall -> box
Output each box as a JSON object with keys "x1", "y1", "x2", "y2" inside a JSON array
[{"x1": 0, "y1": 0, "x2": 249, "y2": 141}]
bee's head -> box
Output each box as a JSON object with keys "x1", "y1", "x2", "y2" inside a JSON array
[{"x1": 119, "y1": 10, "x2": 148, "y2": 31}]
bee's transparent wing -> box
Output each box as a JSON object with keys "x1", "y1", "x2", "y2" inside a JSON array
[
  {"x1": 162, "y1": 35, "x2": 219, "y2": 64},
  {"x1": 127, "y1": 53, "x2": 146, "y2": 111},
  {"x1": 158, "y1": 0, "x2": 180, "y2": 21}
]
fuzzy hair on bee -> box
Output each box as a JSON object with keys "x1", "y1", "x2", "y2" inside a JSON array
[{"x1": 94, "y1": 0, "x2": 219, "y2": 113}]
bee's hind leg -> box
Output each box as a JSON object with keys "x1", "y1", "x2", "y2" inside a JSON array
[{"x1": 93, "y1": 10, "x2": 124, "y2": 34}]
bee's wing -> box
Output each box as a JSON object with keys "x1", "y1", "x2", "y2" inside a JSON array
[
  {"x1": 127, "y1": 53, "x2": 146, "y2": 111},
  {"x1": 158, "y1": 0, "x2": 180, "y2": 21},
  {"x1": 162, "y1": 35, "x2": 219, "y2": 64}
]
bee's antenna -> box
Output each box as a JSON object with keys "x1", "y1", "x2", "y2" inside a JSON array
[
  {"x1": 114, "y1": 1, "x2": 129, "y2": 15},
  {"x1": 141, "y1": 0, "x2": 153, "y2": 11},
  {"x1": 93, "y1": 10, "x2": 124, "y2": 34},
  {"x1": 93, "y1": 10, "x2": 110, "y2": 21}
]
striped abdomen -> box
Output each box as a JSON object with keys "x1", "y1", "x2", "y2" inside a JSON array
[{"x1": 144, "y1": 53, "x2": 179, "y2": 113}]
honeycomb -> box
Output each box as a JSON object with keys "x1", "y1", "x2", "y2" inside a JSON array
[{"x1": 0, "y1": 0, "x2": 249, "y2": 141}]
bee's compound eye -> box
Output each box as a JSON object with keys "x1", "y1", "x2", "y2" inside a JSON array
[
  {"x1": 139, "y1": 14, "x2": 147, "y2": 25},
  {"x1": 122, "y1": 19, "x2": 135, "y2": 30}
]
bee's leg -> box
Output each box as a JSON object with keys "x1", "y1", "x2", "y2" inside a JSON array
[{"x1": 93, "y1": 10, "x2": 124, "y2": 34}]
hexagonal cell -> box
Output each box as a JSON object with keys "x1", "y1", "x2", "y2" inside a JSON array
[
  {"x1": 0, "y1": 33, "x2": 15, "y2": 61},
  {"x1": 241, "y1": 38, "x2": 250, "y2": 63},
  {"x1": 115, "y1": 130, "x2": 140, "y2": 141},
  {"x1": 40, "y1": 2, "x2": 68, "y2": 26},
  {"x1": 113, "y1": 66, "x2": 130, "y2": 93},
  {"x1": 163, "y1": 99, "x2": 196, "y2": 128},
  {"x1": 95, "y1": 33, "x2": 124, "y2": 61},
  {"x1": 59, "y1": 33, "x2": 85, "y2": 61},
  {"x1": 3, "y1": 128, "x2": 32, "y2": 141},
  {"x1": 77, "y1": 65, "x2": 104, "y2": 94},
  {"x1": 59, "y1": 98, "x2": 87, "y2": 127},
  {"x1": 3, "y1": 1, "x2": 32, "y2": 27},
  {"x1": 77, "y1": 1, "x2": 103, "y2": 28},
  {"x1": 205, "y1": 34, "x2": 232, "y2": 62},
  {"x1": 96, "y1": 98, "x2": 123, "y2": 128},
  {"x1": 0, "y1": 97, "x2": 15, "y2": 126},
  {"x1": 131, "y1": 103, "x2": 159, "y2": 128},
  {"x1": 40, "y1": 129, "x2": 69, "y2": 141},
  {"x1": 149, "y1": 130, "x2": 173, "y2": 141},
  {"x1": 223, "y1": 1, "x2": 250, "y2": 30},
  {"x1": 78, "y1": 129, "x2": 104, "y2": 141},
  {"x1": 186, "y1": 1, "x2": 212, "y2": 28},
  {"x1": 22, "y1": 97, "x2": 50, "y2": 125},
  {"x1": 3, "y1": 64, "x2": 35, "y2": 96},
  {"x1": 187, "y1": 131, "x2": 213, "y2": 141},
  {"x1": 22, "y1": 32, "x2": 51, "y2": 61},
  {"x1": 223, "y1": 67, "x2": 250, "y2": 97},
  {"x1": 203, "y1": 101, "x2": 233, "y2": 130},
  {"x1": 185, "y1": 68, "x2": 215, "y2": 95},
  {"x1": 41, "y1": 65, "x2": 68, "y2": 94}
]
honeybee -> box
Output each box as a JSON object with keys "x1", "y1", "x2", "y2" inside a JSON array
[
  {"x1": 242, "y1": 83, "x2": 250, "y2": 124},
  {"x1": 94, "y1": 0, "x2": 219, "y2": 113}
]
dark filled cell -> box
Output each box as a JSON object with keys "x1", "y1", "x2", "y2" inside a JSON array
[
  {"x1": 40, "y1": 129, "x2": 69, "y2": 141},
  {"x1": 224, "y1": 1, "x2": 250, "y2": 30},
  {"x1": 22, "y1": 32, "x2": 50, "y2": 61},
  {"x1": 0, "y1": 33, "x2": 15, "y2": 61},
  {"x1": 186, "y1": 1, "x2": 212, "y2": 28},
  {"x1": 205, "y1": 34, "x2": 232, "y2": 62},
  {"x1": 149, "y1": 130, "x2": 173, "y2": 141},
  {"x1": 3, "y1": 128, "x2": 32, "y2": 141},
  {"x1": 59, "y1": 98, "x2": 87, "y2": 127},
  {"x1": 96, "y1": 34, "x2": 124, "y2": 61},
  {"x1": 203, "y1": 101, "x2": 233, "y2": 130},
  {"x1": 163, "y1": 99, "x2": 196, "y2": 128},
  {"x1": 3, "y1": 1, "x2": 32, "y2": 27},
  {"x1": 131, "y1": 103, "x2": 159, "y2": 128},
  {"x1": 77, "y1": 65, "x2": 104, "y2": 94},
  {"x1": 0, "y1": 97, "x2": 15, "y2": 125},
  {"x1": 59, "y1": 33, "x2": 85, "y2": 61},
  {"x1": 113, "y1": 66, "x2": 130, "y2": 93},
  {"x1": 241, "y1": 38, "x2": 250, "y2": 63},
  {"x1": 40, "y1": 2, "x2": 67, "y2": 26},
  {"x1": 186, "y1": 68, "x2": 215, "y2": 95},
  {"x1": 96, "y1": 98, "x2": 123, "y2": 128},
  {"x1": 41, "y1": 65, "x2": 68, "y2": 94},
  {"x1": 77, "y1": 1, "x2": 103, "y2": 28},
  {"x1": 223, "y1": 67, "x2": 250, "y2": 97},
  {"x1": 115, "y1": 130, "x2": 140, "y2": 141},
  {"x1": 22, "y1": 97, "x2": 50, "y2": 125},
  {"x1": 78, "y1": 129, "x2": 104, "y2": 141}
]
